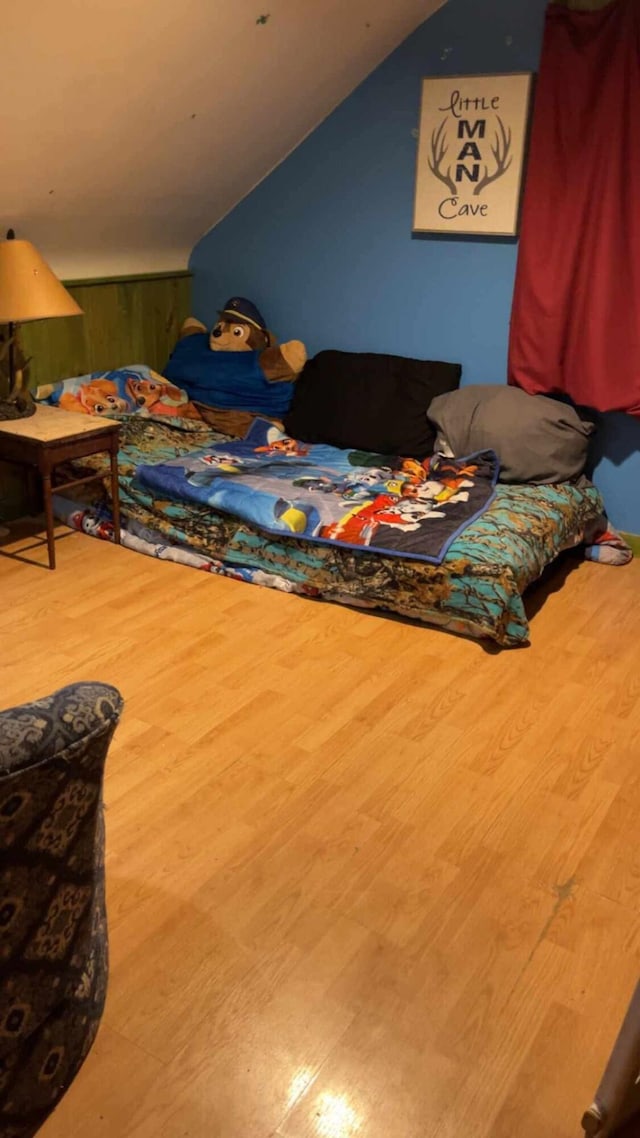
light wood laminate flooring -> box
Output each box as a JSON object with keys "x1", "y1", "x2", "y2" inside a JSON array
[{"x1": 2, "y1": 523, "x2": 640, "y2": 1138}]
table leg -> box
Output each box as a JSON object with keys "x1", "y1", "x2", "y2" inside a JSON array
[
  {"x1": 110, "y1": 442, "x2": 121, "y2": 545},
  {"x1": 42, "y1": 471, "x2": 56, "y2": 570}
]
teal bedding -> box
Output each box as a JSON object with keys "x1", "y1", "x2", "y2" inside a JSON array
[{"x1": 58, "y1": 415, "x2": 605, "y2": 647}]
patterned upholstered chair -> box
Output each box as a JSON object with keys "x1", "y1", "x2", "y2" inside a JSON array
[{"x1": 0, "y1": 682, "x2": 123, "y2": 1138}]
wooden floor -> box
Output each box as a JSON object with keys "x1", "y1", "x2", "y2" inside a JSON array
[{"x1": 2, "y1": 523, "x2": 640, "y2": 1138}]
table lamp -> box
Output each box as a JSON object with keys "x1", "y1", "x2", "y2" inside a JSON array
[{"x1": 0, "y1": 229, "x2": 83, "y2": 419}]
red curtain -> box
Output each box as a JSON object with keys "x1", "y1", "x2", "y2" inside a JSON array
[{"x1": 508, "y1": 0, "x2": 640, "y2": 415}]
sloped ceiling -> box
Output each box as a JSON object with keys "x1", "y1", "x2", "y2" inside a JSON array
[{"x1": 3, "y1": 0, "x2": 446, "y2": 280}]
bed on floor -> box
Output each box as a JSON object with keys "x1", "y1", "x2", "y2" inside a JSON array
[
  {"x1": 36, "y1": 342, "x2": 630, "y2": 648},
  {"x1": 48, "y1": 409, "x2": 616, "y2": 648}
]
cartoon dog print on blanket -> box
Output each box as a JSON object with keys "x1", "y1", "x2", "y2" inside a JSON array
[
  {"x1": 255, "y1": 437, "x2": 310, "y2": 458},
  {"x1": 125, "y1": 376, "x2": 200, "y2": 418},
  {"x1": 37, "y1": 367, "x2": 201, "y2": 419},
  {"x1": 59, "y1": 379, "x2": 130, "y2": 416},
  {"x1": 320, "y1": 494, "x2": 446, "y2": 545}
]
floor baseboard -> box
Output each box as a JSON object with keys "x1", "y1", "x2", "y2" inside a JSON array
[{"x1": 621, "y1": 532, "x2": 640, "y2": 557}]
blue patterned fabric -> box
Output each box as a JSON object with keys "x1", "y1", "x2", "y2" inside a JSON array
[
  {"x1": 51, "y1": 415, "x2": 608, "y2": 646},
  {"x1": 134, "y1": 418, "x2": 499, "y2": 564},
  {"x1": 0, "y1": 683, "x2": 123, "y2": 1138}
]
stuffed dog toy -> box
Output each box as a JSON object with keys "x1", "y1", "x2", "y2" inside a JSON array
[{"x1": 180, "y1": 296, "x2": 306, "y2": 381}]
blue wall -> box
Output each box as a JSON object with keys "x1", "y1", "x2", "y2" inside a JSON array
[{"x1": 190, "y1": 0, "x2": 640, "y2": 533}]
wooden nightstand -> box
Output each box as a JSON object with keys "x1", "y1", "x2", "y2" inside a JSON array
[{"x1": 0, "y1": 404, "x2": 121, "y2": 569}]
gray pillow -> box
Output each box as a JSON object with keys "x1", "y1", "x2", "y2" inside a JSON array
[{"x1": 427, "y1": 384, "x2": 594, "y2": 483}]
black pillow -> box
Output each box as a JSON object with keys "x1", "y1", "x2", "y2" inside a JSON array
[{"x1": 283, "y1": 350, "x2": 461, "y2": 457}]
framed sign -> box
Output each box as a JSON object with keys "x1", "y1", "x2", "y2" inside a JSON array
[{"x1": 413, "y1": 72, "x2": 533, "y2": 237}]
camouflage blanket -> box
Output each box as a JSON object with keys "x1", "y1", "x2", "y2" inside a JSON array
[{"x1": 53, "y1": 415, "x2": 611, "y2": 646}]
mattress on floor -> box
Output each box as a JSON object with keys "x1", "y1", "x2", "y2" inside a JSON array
[{"x1": 53, "y1": 414, "x2": 606, "y2": 647}]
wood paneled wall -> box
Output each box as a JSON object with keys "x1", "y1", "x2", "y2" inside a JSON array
[
  {"x1": 21, "y1": 271, "x2": 191, "y2": 388},
  {"x1": 0, "y1": 271, "x2": 191, "y2": 521}
]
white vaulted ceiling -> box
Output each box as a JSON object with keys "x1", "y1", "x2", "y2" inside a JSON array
[{"x1": 2, "y1": 0, "x2": 446, "y2": 279}]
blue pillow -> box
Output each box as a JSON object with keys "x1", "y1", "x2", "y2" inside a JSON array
[{"x1": 163, "y1": 334, "x2": 295, "y2": 416}]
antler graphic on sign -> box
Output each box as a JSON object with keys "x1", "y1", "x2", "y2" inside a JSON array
[
  {"x1": 473, "y1": 116, "x2": 512, "y2": 195},
  {"x1": 427, "y1": 120, "x2": 456, "y2": 196}
]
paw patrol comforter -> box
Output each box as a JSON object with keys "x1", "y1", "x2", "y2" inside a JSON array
[
  {"x1": 133, "y1": 418, "x2": 499, "y2": 565},
  {"x1": 52, "y1": 412, "x2": 622, "y2": 646}
]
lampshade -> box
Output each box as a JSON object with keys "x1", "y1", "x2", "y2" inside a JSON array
[{"x1": 0, "y1": 237, "x2": 83, "y2": 323}]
